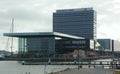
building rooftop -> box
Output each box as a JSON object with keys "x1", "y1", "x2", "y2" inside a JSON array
[
  {"x1": 4, "y1": 32, "x2": 84, "y2": 39},
  {"x1": 56, "y1": 8, "x2": 93, "y2": 13}
]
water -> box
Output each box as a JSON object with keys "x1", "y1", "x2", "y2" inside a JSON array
[{"x1": 0, "y1": 61, "x2": 77, "y2": 74}]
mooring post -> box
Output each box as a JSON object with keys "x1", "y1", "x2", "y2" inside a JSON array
[
  {"x1": 88, "y1": 61, "x2": 91, "y2": 68},
  {"x1": 94, "y1": 61, "x2": 96, "y2": 68}
]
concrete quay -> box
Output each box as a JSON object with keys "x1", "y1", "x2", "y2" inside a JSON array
[{"x1": 51, "y1": 68, "x2": 114, "y2": 74}]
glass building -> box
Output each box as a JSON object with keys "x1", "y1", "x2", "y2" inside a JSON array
[
  {"x1": 4, "y1": 32, "x2": 84, "y2": 58},
  {"x1": 97, "y1": 39, "x2": 120, "y2": 51},
  {"x1": 53, "y1": 8, "x2": 97, "y2": 40},
  {"x1": 97, "y1": 39, "x2": 112, "y2": 51}
]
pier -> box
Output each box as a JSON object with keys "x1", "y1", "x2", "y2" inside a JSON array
[
  {"x1": 0, "y1": 56, "x2": 111, "y2": 62},
  {"x1": 23, "y1": 60, "x2": 120, "y2": 69},
  {"x1": 50, "y1": 68, "x2": 114, "y2": 74},
  {"x1": 1, "y1": 56, "x2": 120, "y2": 69}
]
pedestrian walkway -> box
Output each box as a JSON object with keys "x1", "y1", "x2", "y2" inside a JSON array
[{"x1": 56, "y1": 68, "x2": 114, "y2": 74}]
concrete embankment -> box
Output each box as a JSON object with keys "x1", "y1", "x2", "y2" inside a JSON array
[{"x1": 49, "y1": 68, "x2": 114, "y2": 74}]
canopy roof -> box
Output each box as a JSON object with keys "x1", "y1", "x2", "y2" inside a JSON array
[{"x1": 4, "y1": 32, "x2": 84, "y2": 39}]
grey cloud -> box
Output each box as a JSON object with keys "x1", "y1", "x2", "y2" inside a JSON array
[{"x1": 2, "y1": 8, "x2": 45, "y2": 21}]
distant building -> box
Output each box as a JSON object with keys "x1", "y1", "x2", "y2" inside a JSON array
[
  {"x1": 113, "y1": 40, "x2": 120, "y2": 51},
  {"x1": 97, "y1": 39, "x2": 120, "y2": 51},
  {"x1": 53, "y1": 8, "x2": 97, "y2": 40}
]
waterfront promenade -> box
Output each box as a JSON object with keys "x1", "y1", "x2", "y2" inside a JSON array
[{"x1": 53, "y1": 68, "x2": 114, "y2": 74}]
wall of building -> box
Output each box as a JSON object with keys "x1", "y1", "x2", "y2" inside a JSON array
[
  {"x1": 97, "y1": 39, "x2": 120, "y2": 51},
  {"x1": 113, "y1": 40, "x2": 120, "y2": 51},
  {"x1": 55, "y1": 39, "x2": 94, "y2": 54},
  {"x1": 97, "y1": 39, "x2": 112, "y2": 51},
  {"x1": 53, "y1": 8, "x2": 96, "y2": 39},
  {"x1": 18, "y1": 37, "x2": 55, "y2": 57}
]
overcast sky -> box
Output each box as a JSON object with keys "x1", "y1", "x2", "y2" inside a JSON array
[{"x1": 0, "y1": 0, "x2": 120, "y2": 51}]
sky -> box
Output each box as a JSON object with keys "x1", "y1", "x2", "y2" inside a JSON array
[{"x1": 0, "y1": 0, "x2": 120, "y2": 51}]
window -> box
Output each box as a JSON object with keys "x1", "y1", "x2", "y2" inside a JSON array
[{"x1": 72, "y1": 40, "x2": 86, "y2": 44}]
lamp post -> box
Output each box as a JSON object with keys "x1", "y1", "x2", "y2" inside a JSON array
[
  {"x1": 78, "y1": 49, "x2": 80, "y2": 70},
  {"x1": 112, "y1": 40, "x2": 114, "y2": 68},
  {"x1": 44, "y1": 64, "x2": 47, "y2": 74}
]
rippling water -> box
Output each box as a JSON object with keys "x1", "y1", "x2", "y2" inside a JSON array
[{"x1": 0, "y1": 61, "x2": 77, "y2": 74}]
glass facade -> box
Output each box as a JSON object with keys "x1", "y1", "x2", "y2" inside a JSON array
[
  {"x1": 55, "y1": 39, "x2": 94, "y2": 54},
  {"x1": 97, "y1": 39, "x2": 112, "y2": 51},
  {"x1": 53, "y1": 8, "x2": 97, "y2": 39},
  {"x1": 19, "y1": 38, "x2": 27, "y2": 55},
  {"x1": 18, "y1": 37, "x2": 55, "y2": 58}
]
